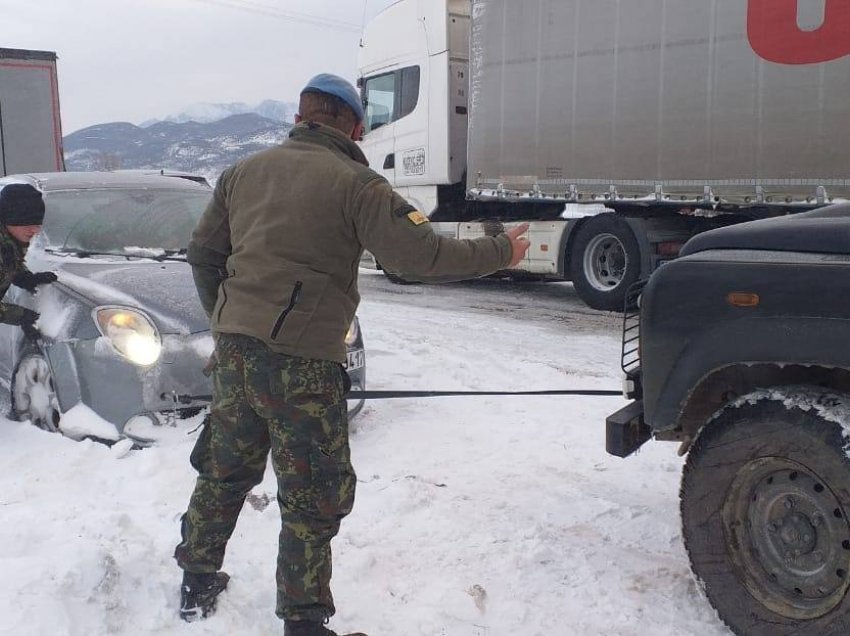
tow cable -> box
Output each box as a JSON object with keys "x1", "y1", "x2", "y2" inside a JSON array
[
  {"x1": 169, "y1": 388, "x2": 622, "y2": 404},
  {"x1": 346, "y1": 389, "x2": 622, "y2": 399}
]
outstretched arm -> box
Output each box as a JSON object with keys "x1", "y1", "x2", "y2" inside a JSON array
[{"x1": 352, "y1": 178, "x2": 529, "y2": 283}]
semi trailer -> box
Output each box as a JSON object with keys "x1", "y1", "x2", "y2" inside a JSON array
[
  {"x1": 0, "y1": 48, "x2": 64, "y2": 176},
  {"x1": 357, "y1": 0, "x2": 850, "y2": 311}
]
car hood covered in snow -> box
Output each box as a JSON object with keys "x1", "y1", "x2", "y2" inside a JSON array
[{"x1": 50, "y1": 260, "x2": 210, "y2": 334}]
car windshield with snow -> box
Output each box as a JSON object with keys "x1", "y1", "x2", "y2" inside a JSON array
[
  {"x1": 43, "y1": 186, "x2": 205, "y2": 258},
  {"x1": 0, "y1": 172, "x2": 366, "y2": 446}
]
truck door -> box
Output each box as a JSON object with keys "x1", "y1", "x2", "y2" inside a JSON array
[
  {"x1": 362, "y1": 71, "x2": 397, "y2": 182},
  {"x1": 392, "y1": 66, "x2": 427, "y2": 187},
  {"x1": 362, "y1": 66, "x2": 427, "y2": 183}
]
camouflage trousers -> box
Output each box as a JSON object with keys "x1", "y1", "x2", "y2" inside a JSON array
[{"x1": 174, "y1": 333, "x2": 356, "y2": 622}]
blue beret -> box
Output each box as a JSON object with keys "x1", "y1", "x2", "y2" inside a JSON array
[{"x1": 301, "y1": 73, "x2": 365, "y2": 122}]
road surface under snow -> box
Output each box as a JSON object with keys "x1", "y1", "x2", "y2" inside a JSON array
[{"x1": 0, "y1": 271, "x2": 730, "y2": 636}]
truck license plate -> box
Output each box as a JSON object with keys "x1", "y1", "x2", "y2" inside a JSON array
[{"x1": 345, "y1": 349, "x2": 365, "y2": 370}]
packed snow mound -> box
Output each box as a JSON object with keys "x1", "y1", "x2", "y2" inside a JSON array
[{"x1": 59, "y1": 403, "x2": 121, "y2": 442}]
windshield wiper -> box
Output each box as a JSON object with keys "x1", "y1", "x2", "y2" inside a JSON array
[{"x1": 46, "y1": 247, "x2": 134, "y2": 260}]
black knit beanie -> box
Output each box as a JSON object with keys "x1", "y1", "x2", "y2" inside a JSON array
[{"x1": 0, "y1": 184, "x2": 45, "y2": 226}]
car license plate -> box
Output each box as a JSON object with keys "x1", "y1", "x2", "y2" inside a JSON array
[{"x1": 345, "y1": 349, "x2": 365, "y2": 370}]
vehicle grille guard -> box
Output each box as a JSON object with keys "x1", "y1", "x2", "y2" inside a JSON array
[{"x1": 621, "y1": 279, "x2": 647, "y2": 375}]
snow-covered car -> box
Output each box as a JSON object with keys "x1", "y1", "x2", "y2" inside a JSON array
[{"x1": 0, "y1": 172, "x2": 366, "y2": 444}]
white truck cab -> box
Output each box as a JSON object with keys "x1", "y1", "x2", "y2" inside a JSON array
[{"x1": 358, "y1": 0, "x2": 470, "y2": 216}]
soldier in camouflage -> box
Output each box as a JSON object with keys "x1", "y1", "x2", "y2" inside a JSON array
[
  {"x1": 174, "y1": 74, "x2": 530, "y2": 636},
  {"x1": 0, "y1": 184, "x2": 58, "y2": 340}
]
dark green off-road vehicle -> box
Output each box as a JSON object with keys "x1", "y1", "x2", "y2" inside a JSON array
[{"x1": 607, "y1": 203, "x2": 850, "y2": 636}]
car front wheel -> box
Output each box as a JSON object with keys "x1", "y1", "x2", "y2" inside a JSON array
[
  {"x1": 12, "y1": 352, "x2": 62, "y2": 433},
  {"x1": 681, "y1": 391, "x2": 850, "y2": 635}
]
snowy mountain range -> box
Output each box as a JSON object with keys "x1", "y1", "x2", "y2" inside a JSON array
[
  {"x1": 140, "y1": 100, "x2": 299, "y2": 127},
  {"x1": 63, "y1": 101, "x2": 298, "y2": 182}
]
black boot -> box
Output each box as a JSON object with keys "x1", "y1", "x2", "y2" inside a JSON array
[
  {"x1": 179, "y1": 571, "x2": 230, "y2": 622},
  {"x1": 283, "y1": 619, "x2": 367, "y2": 636}
]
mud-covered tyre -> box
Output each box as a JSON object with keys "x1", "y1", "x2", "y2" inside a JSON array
[
  {"x1": 569, "y1": 214, "x2": 640, "y2": 311},
  {"x1": 681, "y1": 397, "x2": 850, "y2": 635}
]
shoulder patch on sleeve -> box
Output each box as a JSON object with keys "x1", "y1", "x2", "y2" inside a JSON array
[
  {"x1": 392, "y1": 203, "x2": 418, "y2": 218},
  {"x1": 406, "y1": 210, "x2": 429, "y2": 226},
  {"x1": 391, "y1": 201, "x2": 429, "y2": 225}
]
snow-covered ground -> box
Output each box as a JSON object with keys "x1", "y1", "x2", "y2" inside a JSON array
[{"x1": 0, "y1": 273, "x2": 729, "y2": 636}]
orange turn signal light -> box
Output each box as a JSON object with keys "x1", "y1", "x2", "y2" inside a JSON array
[{"x1": 727, "y1": 292, "x2": 760, "y2": 308}]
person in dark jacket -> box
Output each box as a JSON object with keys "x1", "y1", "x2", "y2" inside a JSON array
[
  {"x1": 0, "y1": 184, "x2": 57, "y2": 340},
  {"x1": 174, "y1": 74, "x2": 530, "y2": 636}
]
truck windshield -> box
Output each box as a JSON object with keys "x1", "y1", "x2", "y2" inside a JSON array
[{"x1": 363, "y1": 66, "x2": 420, "y2": 134}]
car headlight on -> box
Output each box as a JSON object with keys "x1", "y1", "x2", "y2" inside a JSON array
[
  {"x1": 94, "y1": 307, "x2": 162, "y2": 366},
  {"x1": 344, "y1": 319, "x2": 360, "y2": 346}
]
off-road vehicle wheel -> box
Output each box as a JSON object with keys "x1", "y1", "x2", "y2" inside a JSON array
[{"x1": 681, "y1": 395, "x2": 850, "y2": 635}]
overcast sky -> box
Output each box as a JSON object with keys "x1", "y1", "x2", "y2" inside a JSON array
[{"x1": 1, "y1": 0, "x2": 396, "y2": 134}]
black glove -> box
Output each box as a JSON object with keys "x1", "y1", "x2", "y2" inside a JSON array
[
  {"x1": 4, "y1": 307, "x2": 41, "y2": 341},
  {"x1": 13, "y1": 271, "x2": 58, "y2": 293}
]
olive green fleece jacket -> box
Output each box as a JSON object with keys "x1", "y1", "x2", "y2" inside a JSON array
[{"x1": 188, "y1": 122, "x2": 512, "y2": 363}]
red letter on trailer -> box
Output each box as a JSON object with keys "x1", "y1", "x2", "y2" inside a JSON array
[{"x1": 748, "y1": 0, "x2": 850, "y2": 64}]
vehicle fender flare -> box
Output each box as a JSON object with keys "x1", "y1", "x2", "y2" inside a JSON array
[{"x1": 646, "y1": 315, "x2": 850, "y2": 434}]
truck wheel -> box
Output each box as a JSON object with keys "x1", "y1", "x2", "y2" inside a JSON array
[
  {"x1": 569, "y1": 214, "x2": 640, "y2": 311},
  {"x1": 681, "y1": 396, "x2": 850, "y2": 635}
]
